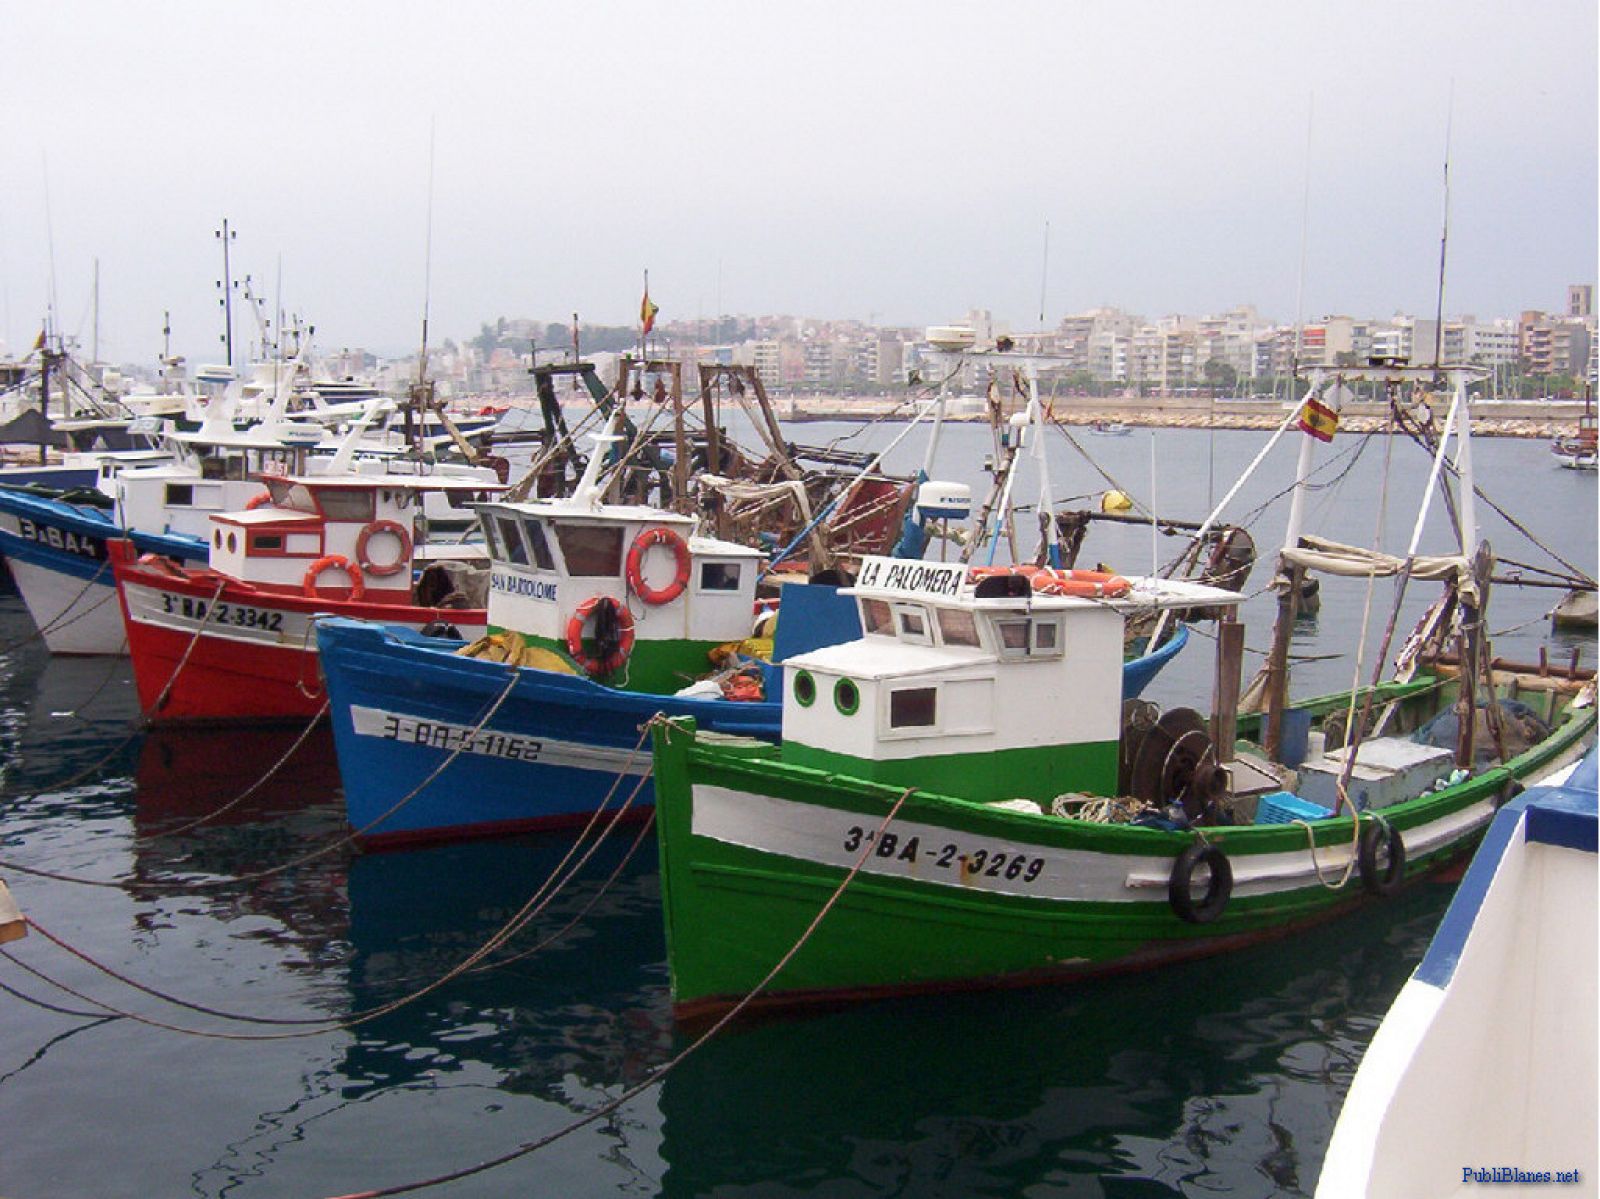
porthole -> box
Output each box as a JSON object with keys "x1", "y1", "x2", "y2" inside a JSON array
[
  {"x1": 794, "y1": 670, "x2": 816, "y2": 707},
  {"x1": 226, "y1": 531, "x2": 237, "y2": 553},
  {"x1": 834, "y1": 677, "x2": 860, "y2": 716}
]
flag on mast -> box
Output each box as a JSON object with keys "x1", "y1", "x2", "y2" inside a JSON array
[
  {"x1": 641, "y1": 276, "x2": 659, "y2": 336},
  {"x1": 1298, "y1": 397, "x2": 1338, "y2": 442}
]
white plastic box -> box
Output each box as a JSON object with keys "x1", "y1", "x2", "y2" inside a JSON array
[{"x1": 1296, "y1": 737, "x2": 1456, "y2": 811}]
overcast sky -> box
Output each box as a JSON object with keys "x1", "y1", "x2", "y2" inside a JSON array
[{"x1": 1, "y1": 0, "x2": 1594, "y2": 366}]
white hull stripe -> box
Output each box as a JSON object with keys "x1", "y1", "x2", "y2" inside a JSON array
[
  {"x1": 123, "y1": 580, "x2": 316, "y2": 649},
  {"x1": 350, "y1": 705, "x2": 651, "y2": 776},
  {"x1": 691, "y1": 785, "x2": 1495, "y2": 904},
  {"x1": 693, "y1": 785, "x2": 1155, "y2": 902}
]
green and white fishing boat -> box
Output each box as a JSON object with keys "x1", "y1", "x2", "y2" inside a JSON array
[{"x1": 650, "y1": 365, "x2": 1597, "y2": 1020}]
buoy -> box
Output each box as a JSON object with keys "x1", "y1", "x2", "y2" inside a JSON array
[{"x1": 1101, "y1": 489, "x2": 1133, "y2": 513}]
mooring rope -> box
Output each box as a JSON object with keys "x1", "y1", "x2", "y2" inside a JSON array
[
  {"x1": 0, "y1": 575, "x2": 228, "y2": 803},
  {"x1": 320, "y1": 772, "x2": 917, "y2": 1199},
  {"x1": 0, "y1": 721, "x2": 660, "y2": 1037}
]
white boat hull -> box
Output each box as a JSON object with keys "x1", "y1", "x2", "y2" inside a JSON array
[{"x1": 1317, "y1": 753, "x2": 1598, "y2": 1197}]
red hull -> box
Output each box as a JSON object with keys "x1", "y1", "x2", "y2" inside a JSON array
[{"x1": 111, "y1": 543, "x2": 484, "y2": 724}]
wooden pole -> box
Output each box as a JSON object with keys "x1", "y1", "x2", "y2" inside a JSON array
[
  {"x1": 1211, "y1": 613, "x2": 1244, "y2": 763},
  {"x1": 1262, "y1": 562, "x2": 1305, "y2": 762}
]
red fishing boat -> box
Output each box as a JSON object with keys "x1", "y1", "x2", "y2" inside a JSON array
[{"x1": 111, "y1": 471, "x2": 499, "y2": 723}]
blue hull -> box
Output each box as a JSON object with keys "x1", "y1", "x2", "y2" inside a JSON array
[
  {"x1": 317, "y1": 618, "x2": 785, "y2": 847},
  {"x1": 318, "y1": 616, "x2": 1190, "y2": 848}
]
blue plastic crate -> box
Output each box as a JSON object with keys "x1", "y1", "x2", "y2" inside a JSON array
[{"x1": 1255, "y1": 790, "x2": 1334, "y2": 825}]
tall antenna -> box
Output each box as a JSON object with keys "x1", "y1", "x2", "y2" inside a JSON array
[
  {"x1": 42, "y1": 152, "x2": 58, "y2": 344},
  {"x1": 417, "y1": 119, "x2": 437, "y2": 390},
  {"x1": 1038, "y1": 219, "x2": 1050, "y2": 328},
  {"x1": 1433, "y1": 82, "x2": 1455, "y2": 371},
  {"x1": 1290, "y1": 96, "x2": 1314, "y2": 385}
]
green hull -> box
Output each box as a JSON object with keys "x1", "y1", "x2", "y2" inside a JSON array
[{"x1": 652, "y1": 687, "x2": 1595, "y2": 1018}]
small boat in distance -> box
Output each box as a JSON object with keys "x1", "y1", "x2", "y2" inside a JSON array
[
  {"x1": 1551, "y1": 390, "x2": 1597, "y2": 469},
  {"x1": 1089, "y1": 419, "x2": 1131, "y2": 436}
]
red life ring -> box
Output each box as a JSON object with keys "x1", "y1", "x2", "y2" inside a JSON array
[
  {"x1": 245, "y1": 491, "x2": 273, "y2": 510},
  {"x1": 565, "y1": 595, "x2": 635, "y2": 676},
  {"x1": 303, "y1": 554, "x2": 365, "y2": 601},
  {"x1": 625, "y1": 526, "x2": 691, "y2": 605},
  {"x1": 355, "y1": 519, "x2": 412, "y2": 577}
]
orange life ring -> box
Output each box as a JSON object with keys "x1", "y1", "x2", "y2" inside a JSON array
[
  {"x1": 565, "y1": 595, "x2": 635, "y2": 676},
  {"x1": 625, "y1": 526, "x2": 691, "y2": 605},
  {"x1": 355, "y1": 519, "x2": 412, "y2": 577},
  {"x1": 1029, "y1": 567, "x2": 1131, "y2": 598},
  {"x1": 245, "y1": 491, "x2": 273, "y2": 510},
  {"x1": 965, "y1": 564, "x2": 1130, "y2": 598},
  {"x1": 303, "y1": 554, "x2": 365, "y2": 601}
]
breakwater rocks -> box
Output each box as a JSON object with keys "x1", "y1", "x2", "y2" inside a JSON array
[{"x1": 779, "y1": 397, "x2": 1582, "y2": 439}]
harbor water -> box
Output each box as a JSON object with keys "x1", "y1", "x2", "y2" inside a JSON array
[{"x1": 0, "y1": 424, "x2": 1593, "y2": 1197}]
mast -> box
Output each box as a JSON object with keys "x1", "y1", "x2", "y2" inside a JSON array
[{"x1": 214, "y1": 219, "x2": 236, "y2": 368}]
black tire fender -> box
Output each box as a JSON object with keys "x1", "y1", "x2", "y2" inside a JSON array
[
  {"x1": 1358, "y1": 821, "x2": 1406, "y2": 896},
  {"x1": 1168, "y1": 842, "x2": 1233, "y2": 924}
]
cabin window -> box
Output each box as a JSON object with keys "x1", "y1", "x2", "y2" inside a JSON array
[
  {"x1": 478, "y1": 515, "x2": 504, "y2": 558},
  {"x1": 251, "y1": 534, "x2": 283, "y2": 552},
  {"x1": 894, "y1": 605, "x2": 933, "y2": 646},
  {"x1": 861, "y1": 599, "x2": 893, "y2": 636},
  {"x1": 316, "y1": 489, "x2": 376, "y2": 522},
  {"x1": 495, "y1": 516, "x2": 529, "y2": 566},
  {"x1": 936, "y1": 608, "x2": 980, "y2": 647},
  {"x1": 523, "y1": 520, "x2": 556, "y2": 571},
  {"x1": 1033, "y1": 619, "x2": 1061, "y2": 654},
  {"x1": 277, "y1": 482, "x2": 315, "y2": 511},
  {"x1": 554, "y1": 524, "x2": 624, "y2": 577},
  {"x1": 833, "y1": 677, "x2": 861, "y2": 716},
  {"x1": 226, "y1": 531, "x2": 238, "y2": 553},
  {"x1": 699, "y1": 562, "x2": 741, "y2": 592},
  {"x1": 793, "y1": 670, "x2": 817, "y2": 707},
  {"x1": 889, "y1": 687, "x2": 938, "y2": 729},
  {"x1": 997, "y1": 620, "x2": 1030, "y2": 653},
  {"x1": 165, "y1": 483, "x2": 194, "y2": 506},
  {"x1": 995, "y1": 617, "x2": 1064, "y2": 660}
]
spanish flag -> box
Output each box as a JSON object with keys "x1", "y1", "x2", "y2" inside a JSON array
[
  {"x1": 641, "y1": 289, "x2": 659, "y2": 336},
  {"x1": 1298, "y1": 397, "x2": 1338, "y2": 442}
]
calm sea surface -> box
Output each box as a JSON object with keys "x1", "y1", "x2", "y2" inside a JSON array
[{"x1": 0, "y1": 422, "x2": 1593, "y2": 1197}]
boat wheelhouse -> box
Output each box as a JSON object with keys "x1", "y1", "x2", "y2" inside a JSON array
[
  {"x1": 649, "y1": 364, "x2": 1598, "y2": 1020},
  {"x1": 111, "y1": 469, "x2": 501, "y2": 723}
]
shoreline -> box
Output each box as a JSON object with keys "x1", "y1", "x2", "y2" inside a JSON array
[{"x1": 773, "y1": 397, "x2": 1586, "y2": 439}]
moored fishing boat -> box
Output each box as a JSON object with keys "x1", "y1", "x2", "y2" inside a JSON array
[
  {"x1": 1315, "y1": 747, "x2": 1597, "y2": 1197},
  {"x1": 648, "y1": 365, "x2": 1598, "y2": 1020},
  {"x1": 110, "y1": 468, "x2": 500, "y2": 723},
  {"x1": 314, "y1": 424, "x2": 777, "y2": 846}
]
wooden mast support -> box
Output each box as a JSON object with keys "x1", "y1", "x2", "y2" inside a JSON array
[
  {"x1": 1262, "y1": 562, "x2": 1305, "y2": 762},
  {"x1": 1211, "y1": 613, "x2": 1244, "y2": 763}
]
